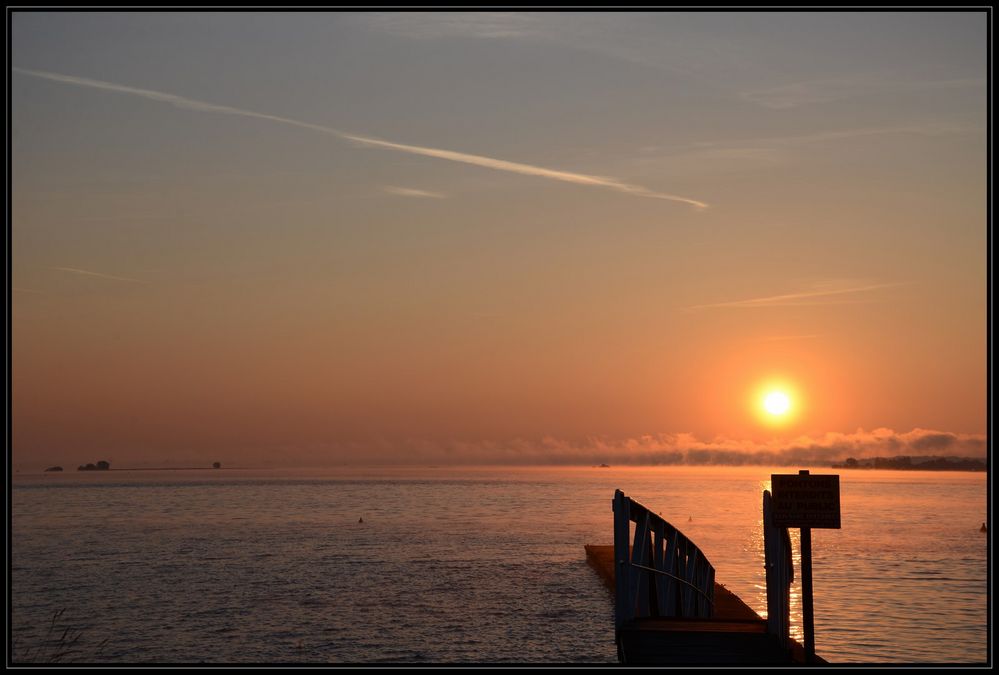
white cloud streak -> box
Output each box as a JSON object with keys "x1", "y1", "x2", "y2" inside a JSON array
[
  {"x1": 51, "y1": 267, "x2": 148, "y2": 284},
  {"x1": 760, "y1": 334, "x2": 820, "y2": 342},
  {"x1": 686, "y1": 281, "x2": 905, "y2": 311},
  {"x1": 361, "y1": 12, "x2": 541, "y2": 40},
  {"x1": 14, "y1": 67, "x2": 707, "y2": 208},
  {"x1": 692, "y1": 122, "x2": 973, "y2": 151},
  {"x1": 358, "y1": 13, "x2": 742, "y2": 82},
  {"x1": 630, "y1": 121, "x2": 973, "y2": 178},
  {"x1": 742, "y1": 75, "x2": 986, "y2": 110},
  {"x1": 383, "y1": 186, "x2": 447, "y2": 199}
]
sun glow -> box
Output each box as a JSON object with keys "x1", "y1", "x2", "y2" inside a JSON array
[{"x1": 753, "y1": 381, "x2": 799, "y2": 426}]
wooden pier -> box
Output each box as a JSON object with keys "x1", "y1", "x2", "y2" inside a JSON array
[{"x1": 585, "y1": 489, "x2": 825, "y2": 665}]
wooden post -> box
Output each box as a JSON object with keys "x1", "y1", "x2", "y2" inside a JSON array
[
  {"x1": 763, "y1": 489, "x2": 790, "y2": 650},
  {"x1": 798, "y1": 469, "x2": 815, "y2": 664},
  {"x1": 632, "y1": 511, "x2": 651, "y2": 617},
  {"x1": 613, "y1": 491, "x2": 631, "y2": 631}
]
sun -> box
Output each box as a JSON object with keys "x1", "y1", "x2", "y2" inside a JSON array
[
  {"x1": 763, "y1": 390, "x2": 791, "y2": 416},
  {"x1": 753, "y1": 381, "x2": 799, "y2": 426}
]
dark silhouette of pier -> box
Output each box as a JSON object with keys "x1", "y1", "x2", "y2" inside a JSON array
[{"x1": 585, "y1": 490, "x2": 824, "y2": 665}]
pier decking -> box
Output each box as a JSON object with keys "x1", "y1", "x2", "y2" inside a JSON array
[
  {"x1": 585, "y1": 545, "x2": 815, "y2": 664},
  {"x1": 585, "y1": 490, "x2": 824, "y2": 665}
]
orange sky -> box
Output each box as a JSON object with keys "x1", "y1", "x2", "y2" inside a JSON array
[{"x1": 11, "y1": 12, "x2": 987, "y2": 468}]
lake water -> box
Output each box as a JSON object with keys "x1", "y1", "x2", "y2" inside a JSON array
[{"x1": 10, "y1": 465, "x2": 989, "y2": 664}]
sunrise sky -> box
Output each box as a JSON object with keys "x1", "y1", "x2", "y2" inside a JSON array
[{"x1": 11, "y1": 12, "x2": 988, "y2": 468}]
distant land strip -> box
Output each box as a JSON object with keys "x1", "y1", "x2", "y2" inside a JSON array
[
  {"x1": 107, "y1": 467, "x2": 242, "y2": 471},
  {"x1": 831, "y1": 455, "x2": 985, "y2": 471}
]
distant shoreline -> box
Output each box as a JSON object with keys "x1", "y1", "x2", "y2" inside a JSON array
[
  {"x1": 36, "y1": 467, "x2": 245, "y2": 473},
  {"x1": 24, "y1": 461, "x2": 987, "y2": 474},
  {"x1": 831, "y1": 465, "x2": 985, "y2": 472},
  {"x1": 108, "y1": 467, "x2": 237, "y2": 471},
  {"x1": 830, "y1": 456, "x2": 986, "y2": 472}
]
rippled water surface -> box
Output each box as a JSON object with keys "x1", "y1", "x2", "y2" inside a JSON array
[{"x1": 11, "y1": 466, "x2": 988, "y2": 664}]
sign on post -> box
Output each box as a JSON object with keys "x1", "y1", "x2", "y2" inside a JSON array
[
  {"x1": 770, "y1": 473, "x2": 841, "y2": 529},
  {"x1": 770, "y1": 470, "x2": 841, "y2": 664}
]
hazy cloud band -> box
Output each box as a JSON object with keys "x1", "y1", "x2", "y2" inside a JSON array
[
  {"x1": 224, "y1": 427, "x2": 987, "y2": 467},
  {"x1": 51, "y1": 266, "x2": 148, "y2": 284}
]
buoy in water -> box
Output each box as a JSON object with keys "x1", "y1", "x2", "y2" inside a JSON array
[{"x1": 359, "y1": 517, "x2": 364, "y2": 524}]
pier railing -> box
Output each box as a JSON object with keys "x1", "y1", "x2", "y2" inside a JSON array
[
  {"x1": 763, "y1": 489, "x2": 793, "y2": 650},
  {"x1": 612, "y1": 489, "x2": 716, "y2": 631}
]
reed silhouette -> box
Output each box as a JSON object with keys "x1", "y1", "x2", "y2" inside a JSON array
[{"x1": 12, "y1": 609, "x2": 108, "y2": 663}]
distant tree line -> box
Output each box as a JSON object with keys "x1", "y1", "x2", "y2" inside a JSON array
[
  {"x1": 832, "y1": 455, "x2": 985, "y2": 471},
  {"x1": 77, "y1": 460, "x2": 110, "y2": 471}
]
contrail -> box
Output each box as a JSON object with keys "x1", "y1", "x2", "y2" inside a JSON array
[
  {"x1": 14, "y1": 67, "x2": 708, "y2": 208},
  {"x1": 760, "y1": 334, "x2": 820, "y2": 342},
  {"x1": 51, "y1": 266, "x2": 148, "y2": 284},
  {"x1": 383, "y1": 186, "x2": 447, "y2": 199},
  {"x1": 342, "y1": 131, "x2": 708, "y2": 207},
  {"x1": 687, "y1": 282, "x2": 904, "y2": 310}
]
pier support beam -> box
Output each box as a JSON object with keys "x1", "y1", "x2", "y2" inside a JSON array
[{"x1": 798, "y1": 469, "x2": 815, "y2": 664}]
